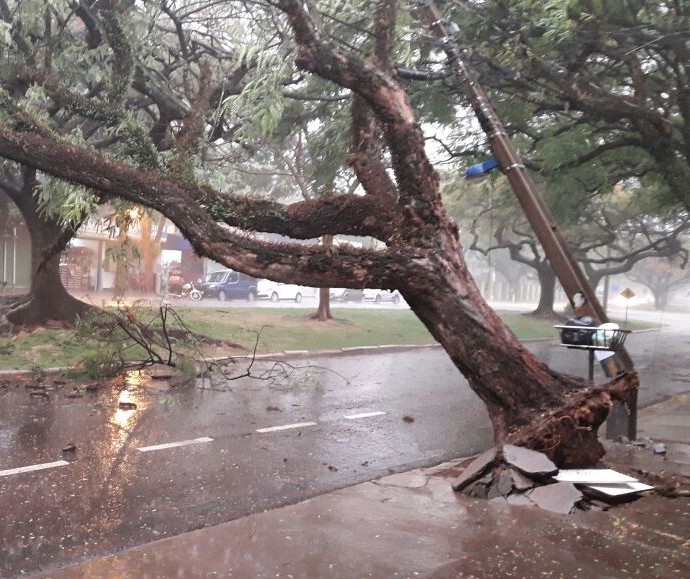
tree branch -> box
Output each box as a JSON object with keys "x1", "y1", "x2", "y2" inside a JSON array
[{"x1": 0, "y1": 124, "x2": 408, "y2": 287}]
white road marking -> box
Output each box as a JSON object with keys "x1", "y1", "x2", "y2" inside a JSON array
[
  {"x1": 2, "y1": 411, "x2": 389, "y2": 475},
  {"x1": 137, "y1": 437, "x2": 214, "y2": 453},
  {"x1": 0, "y1": 460, "x2": 70, "y2": 478},
  {"x1": 256, "y1": 421, "x2": 318, "y2": 433},
  {"x1": 344, "y1": 411, "x2": 387, "y2": 420}
]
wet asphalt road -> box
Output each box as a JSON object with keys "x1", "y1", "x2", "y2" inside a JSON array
[
  {"x1": 1, "y1": 305, "x2": 689, "y2": 577},
  {"x1": 1, "y1": 348, "x2": 491, "y2": 577}
]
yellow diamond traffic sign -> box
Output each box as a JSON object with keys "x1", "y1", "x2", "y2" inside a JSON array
[{"x1": 620, "y1": 288, "x2": 636, "y2": 300}]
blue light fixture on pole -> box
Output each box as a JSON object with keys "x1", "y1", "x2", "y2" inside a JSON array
[{"x1": 465, "y1": 158, "x2": 499, "y2": 179}]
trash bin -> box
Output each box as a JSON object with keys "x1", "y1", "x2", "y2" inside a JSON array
[{"x1": 559, "y1": 316, "x2": 596, "y2": 346}]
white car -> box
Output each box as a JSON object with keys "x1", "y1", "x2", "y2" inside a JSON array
[
  {"x1": 329, "y1": 288, "x2": 363, "y2": 302},
  {"x1": 256, "y1": 280, "x2": 306, "y2": 302},
  {"x1": 362, "y1": 288, "x2": 402, "y2": 304}
]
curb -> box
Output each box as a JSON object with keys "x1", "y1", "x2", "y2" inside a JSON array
[
  {"x1": 0, "y1": 367, "x2": 66, "y2": 381},
  {"x1": 0, "y1": 344, "x2": 445, "y2": 381},
  {"x1": 203, "y1": 343, "x2": 443, "y2": 364},
  {"x1": 0, "y1": 327, "x2": 663, "y2": 380}
]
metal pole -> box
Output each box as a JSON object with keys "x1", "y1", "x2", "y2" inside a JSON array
[
  {"x1": 602, "y1": 245, "x2": 612, "y2": 313},
  {"x1": 2, "y1": 237, "x2": 7, "y2": 287},
  {"x1": 417, "y1": 0, "x2": 636, "y2": 438},
  {"x1": 12, "y1": 227, "x2": 16, "y2": 287},
  {"x1": 96, "y1": 239, "x2": 103, "y2": 291}
]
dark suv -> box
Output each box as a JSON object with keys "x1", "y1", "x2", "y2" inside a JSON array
[{"x1": 201, "y1": 270, "x2": 258, "y2": 302}]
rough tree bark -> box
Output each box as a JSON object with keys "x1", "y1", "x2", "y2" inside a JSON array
[
  {"x1": 0, "y1": 0, "x2": 639, "y2": 466},
  {"x1": 0, "y1": 168, "x2": 94, "y2": 328}
]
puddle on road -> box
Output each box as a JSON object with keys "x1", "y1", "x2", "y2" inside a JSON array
[{"x1": 0, "y1": 366, "x2": 184, "y2": 433}]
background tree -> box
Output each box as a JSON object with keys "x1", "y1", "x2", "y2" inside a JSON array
[
  {"x1": 445, "y1": 0, "x2": 690, "y2": 211},
  {"x1": 0, "y1": 0, "x2": 253, "y2": 326},
  {"x1": 628, "y1": 253, "x2": 690, "y2": 310},
  {"x1": 0, "y1": 165, "x2": 94, "y2": 327},
  {"x1": 446, "y1": 171, "x2": 690, "y2": 317},
  {"x1": 574, "y1": 202, "x2": 690, "y2": 298},
  {"x1": 235, "y1": 102, "x2": 358, "y2": 320}
]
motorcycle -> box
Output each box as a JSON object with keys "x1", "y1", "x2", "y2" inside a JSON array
[{"x1": 168, "y1": 281, "x2": 202, "y2": 301}]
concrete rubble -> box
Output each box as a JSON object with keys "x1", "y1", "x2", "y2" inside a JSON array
[{"x1": 452, "y1": 444, "x2": 655, "y2": 515}]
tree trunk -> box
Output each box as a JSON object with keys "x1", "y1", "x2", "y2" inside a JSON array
[
  {"x1": 530, "y1": 263, "x2": 558, "y2": 318},
  {"x1": 2, "y1": 169, "x2": 94, "y2": 329},
  {"x1": 653, "y1": 288, "x2": 668, "y2": 310},
  {"x1": 5, "y1": 243, "x2": 91, "y2": 328},
  {"x1": 310, "y1": 234, "x2": 334, "y2": 321},
  {"x1": 311, "y1": 287, "x2": 333, "y2": 321},
  {"x1": 399, "y1": 233, "x2": 635, "y2": 467}
]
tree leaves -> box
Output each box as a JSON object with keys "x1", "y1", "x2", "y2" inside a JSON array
[{"x1": 35, "y1": 179, "x2": 97, "y2": 227}]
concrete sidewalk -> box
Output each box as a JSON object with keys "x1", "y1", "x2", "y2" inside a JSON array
[{"x1": 34, "y1": 395, "x2": 690, "y2": 579}]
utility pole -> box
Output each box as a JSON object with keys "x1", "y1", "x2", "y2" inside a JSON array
[{"x1": 416, "y1": 0, "x2": 636, "y2": 439}]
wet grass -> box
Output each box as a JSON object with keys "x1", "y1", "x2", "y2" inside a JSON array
[
  {"x1": 0, "y1": 327, "x2": 87, "y2": 372},
  {"x1": 0, "y1": 305, "x2": 655, "y2": 372},
  {"x1": 179, "y1": 307, "x2": 436, "y2": 353}
]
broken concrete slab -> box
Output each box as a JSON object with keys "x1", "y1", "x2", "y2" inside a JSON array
[
  {"x1": 503, "y1": 444, "x2": 558, "y2": 478},
  {"x1": 147, "y1": 365, "x2": 177, "y2": 380},
  {"x1": 488, "y1": 496, "x2": 509, "y2": 507},
  {"x1": 509, "y1": 468, "x2": 535, "y2": 491},
  {"x1": 487, "y1": 483, "x2": 504, "y2": 500},
  {"x1": 497, "y1": 470, "x2": 514, "y2": 496},
  {"x1": 468, "y1": 484, "x2": 488, "y2": 499},
  {"x1": 528, "y1": 482, "x2": 582, "y2": 515},
  {"x1": 450, "y1": 447, "x2": 651, "y2": 513},
  {"x1": 556, "y1": 468, "x2": 655, "y2": 503},
  {"x1": 451, "y1": 447, "x2": 497, "y2": 491},
  {"x1": 506, "y1": 492, "x2": 535, "y2": 507}
]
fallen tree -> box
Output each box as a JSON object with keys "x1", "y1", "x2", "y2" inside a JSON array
[{"x1": 0, "y1": 0, "x2": 639, "y2": 467}]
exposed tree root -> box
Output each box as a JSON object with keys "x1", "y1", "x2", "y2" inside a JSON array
[
  {"x1": 508, "y1": 372, "x2": 640, "y2": 467},
  {"x1": 1, "y1": 293, "x2": 98, "y2": 333}
]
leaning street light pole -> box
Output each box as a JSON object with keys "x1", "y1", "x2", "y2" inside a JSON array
[{"x1": 416, "y1": 0, "x2": 637, "y2": 438}]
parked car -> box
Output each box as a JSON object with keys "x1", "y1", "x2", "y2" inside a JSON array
[
  {"x1": 256, "y1": 279, "x2": 306, "y2": 302},
  {"x1": 329, "y1": 288, "x2": 364, "y2": 302},
  {"x1": 362, "y1": 288, "x2": 402, "y2": 304},
  {"x1": 200, "y1": 270, "x2": 258, "y2": 301}
]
